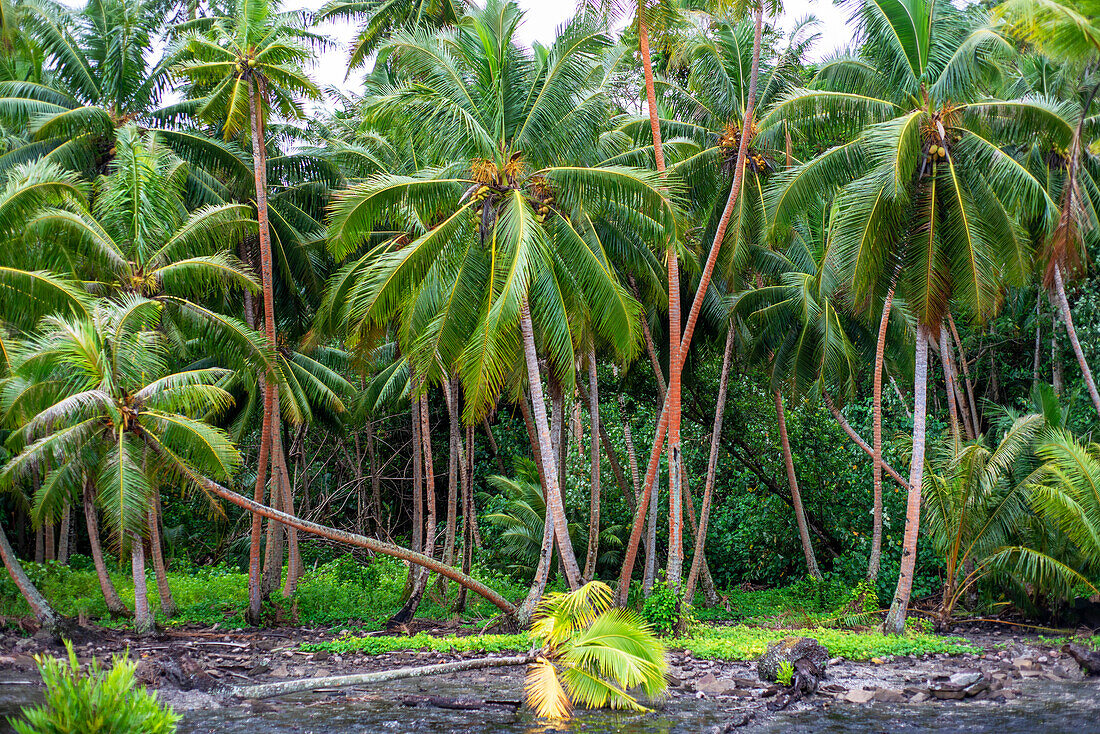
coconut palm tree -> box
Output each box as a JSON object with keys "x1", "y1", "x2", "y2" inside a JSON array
[
  {"x1": 0, "y1": 297, "x2": 242, "y2": 633},
  {"x1": 315, "y1": 0, "x2": 466, "y2": 74},
  {"x1": 524, "y1": 580, "x2": 666, "y2": 719},
  {"x1": 765, "y1": 0, "x2": 1057, "y2": 632},
  {"x1": 174, "y1": 0, "x2": 321, "y2": 624},
  {"x1": 324, "y1": 1, "x2": 673, "y2": 604}
]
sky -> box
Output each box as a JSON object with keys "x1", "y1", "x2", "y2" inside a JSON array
[{"x1": 300, "y1": 0, "x2": 855, "y2": 97}]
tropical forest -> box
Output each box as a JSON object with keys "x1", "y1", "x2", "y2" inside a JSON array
[{"x1": 1, "y1": 0, "x2": 1100, "y2": 731}]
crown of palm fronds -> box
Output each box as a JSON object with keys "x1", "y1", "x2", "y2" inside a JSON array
[{"x1": 524, "y1": 580, "x2": 667, "y2": 719}]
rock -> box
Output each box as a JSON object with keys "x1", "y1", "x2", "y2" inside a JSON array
[
  {"x1": 269, "y1": 663, "x2": 290, "y2": 678},
  {"x1": 248, "y1": 663, "x2": 271, "y2": 676},
  {"x1": 873, "y1": 688, "x2": 906, "y2": 703},
  {"x1": 930, "y1": 686, "x2": 966, "y2": 700},
  {"x1": 909, "y1": 692, "x2": 931, "y2": 703},
  {"x1": 844, "y1": 688, "x2": 875, "y2": 704},
  {"x1": 1011, "y1": 657, "x2": 1035, "y2": 670},
  {"x1": 1054, "y1": 662, "x2": 1086, "y2": 681},
  {"x1": 756, "y1": 637, "x2": 829, "y2": 682},
  {"x1": 963, "y1": 681, "x2": 989, "y2": 697},
  {"x1": 949, "y1": 670, "x2": 983, "y2": 687},
  {"x1": 1062, "y1": 644, "x2": 1100, "y2": 676}
]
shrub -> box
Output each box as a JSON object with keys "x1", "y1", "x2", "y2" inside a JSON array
[
  {"x1": 10, "y1": 640, "x2": 180, "y2": 734},
  {"x1": 641, "y1": 579, "x2": 682, "y2": 636}
]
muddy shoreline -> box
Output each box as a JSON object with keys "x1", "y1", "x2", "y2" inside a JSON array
[{"x1": 0, "y1": 623, "x2": 1097, "y2": 732}]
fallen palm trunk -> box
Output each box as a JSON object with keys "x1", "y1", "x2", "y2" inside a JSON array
[
  {"x1": 229, "y1": 653, "x2": 534, "y2": 699},
  {"x1": 186, "y1": 472, "x2": 517, "y2": 617}
]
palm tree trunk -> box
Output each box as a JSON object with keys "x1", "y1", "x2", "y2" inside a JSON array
[
  {"x1": 454, "y1": 423, "x2": 475, "y2": 614},
  {"x1": 774, "y1": 391, "x2": 820, "y2": 579},
  {"x1": 368, "y1": 422, "x2": 383, "y2": 537},
  {"x1": 681, "y1": 465, "x2": 719, "y2": 606},
  {"x1": 83, "y1": 479, "x2": 129, "y2": 618},
  {"x1": 405, "y1": 393, "x2": 424, "y2": 594},
  {"x1": 44, "y1": 521, "x2": 54, "y2": 563},
  {"x1": 0, "y1": 518, "x2": 61, "y2": 633},
  {"x1": 1032, "y1": 298, "x2": 1042, "y2": 392},
  {"x1": 247, "y1": 77, "x2": 278, "y2": 628},
  {"x1": 519, "y1": 297, "x2": 582, "y2": 589},
  {"x1": 583, "y1": 345, "x2": 601, "y2": 583},
  {"x1": 823, "y1": 394, "x2": 910, "y2": 491},
  {"x1": 34, "y1": 527, "x2": 43, "y2": 564},
  {"x1": 131, "y1": 534, "x2": 154, "y2": 634},
  {"x1": 618, "y1": 4, "x2": 765, "y2": 604},
  {"x1": 685, "y1": 325, "x2": 734, "y2": 602},
  {"x1": 481, "y1": 417, "x2": 507, "y2": 475},
  {"x1": 869, "y1": 273, "x2": 897, "y2": 582},
  {"x1": 148, "y1": 491, "x2": 177, "y2": 618},
  {"x1": 1053, "y1": 264, "x2": 1100, "y2": 416},
  {"x1": 354, "y1": 432, "x2": 367, "y2": 534},
  {"x1": 947, "y1": 313, "x2": 979, "y2": 435},
  {"x1": 262, "y1": 466, "x2": 283, "y2": 598},
  {"x1": 577, "y1": 380, "x2": 634, "y2": 513},
  {"x1": 517, "y1": 498, "x2": 555, "y2": 626},
  {"x1": 442, "y1": 377, "x2": 460, "y2": 571},
  {"x1": 638, "y1": 18, "x2": 666, "y2": 173},
  {"x1": 939, "y1": 329, "x2": 963, "y2": 449},
  {"x1": 57, "y1": 504, "x2": 70, "y2": 565},
  {"x1": 275, "y1": 419, "x2": 301, "y2": 598},
  {"x1": 884, "y1": 323, "x2": 930, "y2": 634}
]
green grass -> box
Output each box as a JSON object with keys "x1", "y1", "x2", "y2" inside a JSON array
[
  {"x1": 675, "y1": 624, "x2": 983, "y2": 661},
  {"x1": 0, "y1": 554, "x2": 528, "y2": 629}
]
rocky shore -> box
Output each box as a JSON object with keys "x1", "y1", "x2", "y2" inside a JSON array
[{"x1": 0, "y1": 624, "x2": 1097, "y2": 732}]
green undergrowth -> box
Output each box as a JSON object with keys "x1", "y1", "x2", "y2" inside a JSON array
[
  {"x1": 302, "y1": 625, "x2": 982, "y2": 661},
  {"x1": 676, "y1": 625, "x2": 983, "y2": 660},
  {"x1": 302, "y1": 631, "x2": 533, "y2": 655},
  {"x1": 0, "y1": 555, "x2": 527, "y2": 629}
]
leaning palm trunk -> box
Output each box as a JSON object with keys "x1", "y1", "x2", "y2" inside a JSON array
[
  {"x1": 681, "y1": 466, "x2": 719, "y2": 606},
  {"x1": 392, "y1": 392, "x2": 431, "y2": 625},
  {"x1": 519, "y1": 297, "x2": 582, "y2": 589},
  {"x1": 454, "y1": 423, "x2": 475, "y2": 613},
  {"x1": 822, "y1": 393, "x2": 910, "y2": 491},
  {"x1": 946, "y1": 314, "x2": 978, "y2": 437},
  {"x1": 131, "y1": 534, "x2": 154, "y2": 634},
  {"x1": 83, "y1": 480, "x2": 130, "y2": 618},
  {"x1": 274, "y1": 417, "x2": 301, "y2": 598},
  {"x1": 870, "y1": 272, "x2": 898, "y2": 582},
  {"x1": 177, "y1": 467, "x2": 518, "y2": 618},
  {"x1": 884, "y1": 323, "x2": 931, "y2": 634},
  {"x1": 442, "y1": 377, "x2": 461, "y2": 571},
  {"x1": 0, "y1": 520, "x2": 61, "y2": 634},
  {"x1": 583, "y1": 346, "x2": 601, "y2": 583},
  {"x1": 1052, "y1": 264, "x2": 1100, "y2": 416},
  {"x1": 517, "y1": 498, "x2": 556, "y2": 625},
  {"x1": 147, "y1": 494, "x2": 177, "y2": 618},
  {"x1": 246, "y1": 77, "x2": 278, "y2": 627},
  {"x1": 939, "y1": 330, "x2": 964, "y2": 449},
  {"x1": 685, "y1": 325, "x2": 734, "y2": 601},
  {"x1": 618, "y1": 4, "x2": 766, "y2": 605},
  {"x1": 774, "y1": 391, "x2": 820, "y2": 579}
]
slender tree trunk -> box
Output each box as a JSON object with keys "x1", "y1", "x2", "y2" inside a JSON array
[
  {"x1": 1032, "y1": 298, "x2": 1042, "y2": 392},
  {"x1": 577, "y1": 379, "x2": 633, "y2": 512},
  {"x1": 454, "y1": 423, "x2": 474, "y2": 614},
  {"x1": 247, "y1": 79, "x2": 277, "y2": 627},
  {"x1": 148, "y1": 491, "x2": 177, "y2": 618},
  {"x1": 44, "y1": 521, "x2": 54, "y2": 563},
  {"x1": 1053, "y1": 264, "x2": 1100, "y2": 416},
  {"x1": 0, "y1": 519, "x2": 61, "y2": 633},
  {"x1": 262, "y1": 465, "x2": 283, "y2": 598},
  {"x1": 638, "y1": 18, "x2": 666, "y2": 173},
  {"x1": 639, "y1": 311, "x2": 667, "y2": 401},
  {"x1": 131, "y1": 534, "x2": 154, "y2": 634},
  {"x1": 680, "y1": 465, "x2": 719, "y2": 606},
  {"x1": 774, "y1": 391, "x2": 820, "y2": 579},
  {"x1": 884, "y1": 323, "x2": 930, "y2": 634},
  {"x1": 517, "y1": 496, "x2": 556, "y2": 625},
  {"x1": 519, "y1": 297, "x2": 582, "y2": 589},
  {"x1": 83, "y1": 479, "x2": 129, "y2": 618},
  {"x1": 939, "y1": 329, "x2": 962, "y2": 449},
  {"x1": 368, "y1": 423, "x2": 382, "y2": 537},
  {"x1": 391, "y1": 390, "x2": 438, "y2": 625},
  {"x1": 275, "y1": 418, "x2": 301, "y2": 597},
  {"x1": 823, "y1": 394, "x2": 909, "y2": 491},
  {"x1": 583, "y1": 346, "x2": 601, "y2": 583},
  {"x1": 870, "y1": 274, "x2": 897, "y2": 582},
  {"x1": 644, "y1": 469, "x2": 659, "y2": 594},
  {"x1": 685, "y1": 325, "x2": 734, "y2": 602},
  {"x1": 443, "y1": 377, "x2": 460, "y2": 570},
  {"x1": 947, "y1": 313, "x2": 979, "y2": 435},
  {"x1": 481, "y1": 418, "x2": 506, "y2": 475},
  {"x1": 353, "y1": 433, "x2": 367, "y2": 535},
  {"x1": 170, "y1": 464, "x2": 517, "y2": 618},
  {"x1": 402, "y1": 394, "x2": 424, "y2": 599},
  {"x1": 618, "y1": 4, "x2": 765, "y2": 605},
  {"x1": 1051, "y1": 292, "x2": 1065, "y2": 395},
  {"x1": 34, "y1": 527, "x2": 43, "y2": 564},
  {"x1": 57, "y1": 504, "x2": 70, "y2": 565}
]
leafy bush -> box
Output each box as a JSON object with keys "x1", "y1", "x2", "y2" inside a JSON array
[
  {"x1": 640, "y1": 579, "x2": 683, "y2": 636},
  {"x1": 10, "y1": 640, "x2": 180, "y2": 734},
  {"x1": 676, "y1": 625, "x2": 980, "y2": 661},
  {"x1": 302, "y1": 631, "x2": 531, "y2": 655}
]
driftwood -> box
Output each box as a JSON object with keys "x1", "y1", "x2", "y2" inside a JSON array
[
  {"x1": 229, "y1": 653, "x2": 534, "y2": 700},
  {"x1": 766, "y1": 657, "x2": 823, "y2": 711}
]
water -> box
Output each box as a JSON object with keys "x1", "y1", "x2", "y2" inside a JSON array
[{"x1": 4, "y1": 671, "x2": 1100, "y2": 733}]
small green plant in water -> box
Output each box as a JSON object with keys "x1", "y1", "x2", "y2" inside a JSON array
[
  {"x1": 776, "y1": 660, "x2": 795, "y2": 687},
  {"x1": 525, "y1": 581, "x2": 667, "y2": 719},
  {"x1": 10, "y1": 640, "x2": 180, "y2": 733}
]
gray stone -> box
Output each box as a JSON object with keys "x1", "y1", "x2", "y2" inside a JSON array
[
  {"x1": 949, "y1": 670, "x2": 983, "y2": 687},
  {"x1": 696, "y1": 673, "x2": 727, "y2": 694},
  {"x1": 909, "y1": 691, "x2": 931, "y2": 703},
  {"x1": 930, "y1": 686, "x2": 966, "y2": 700},
  {"x1": 756, "y1": 637, "x2": 829, "y2": 682},
  {"x1": 1054, "y1": 662, "x2": 1086, "y2": 681},
  {"x1": 873, "y1": 688, "x2": 906, "y2": 703},
  {"x1": 1011, "y1": 657, "x2": 1035, "y2": 670},
  {"x1": 844, "y1": 688, "x2": 875, "y2": 704}
]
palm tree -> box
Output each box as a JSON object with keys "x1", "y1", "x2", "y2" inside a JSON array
[
  {"x1": 766, "y1": 0, "x2": 1056, "y2": 632},
  {"x1": 0, "y1": 0, "x2": 240, "y2": 185},
  {"x1": 0, "y1": 298, "x2": 242, "y2": 633},
  {"x1": 324, "y1": 1, "x2": 672, "y2": 608},
  {"x1": 315, "y1": 0, "x2": 466, "y2": 73},
  {"x1": 524, "y1": 580, "x2": 666, "y2": 719},
  {"x1": 997, "y1": 0, "x2": 1100, "y2": 418},
  {"x1": 174, "y1": 0, "x2": 321, "y2": 624}
]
